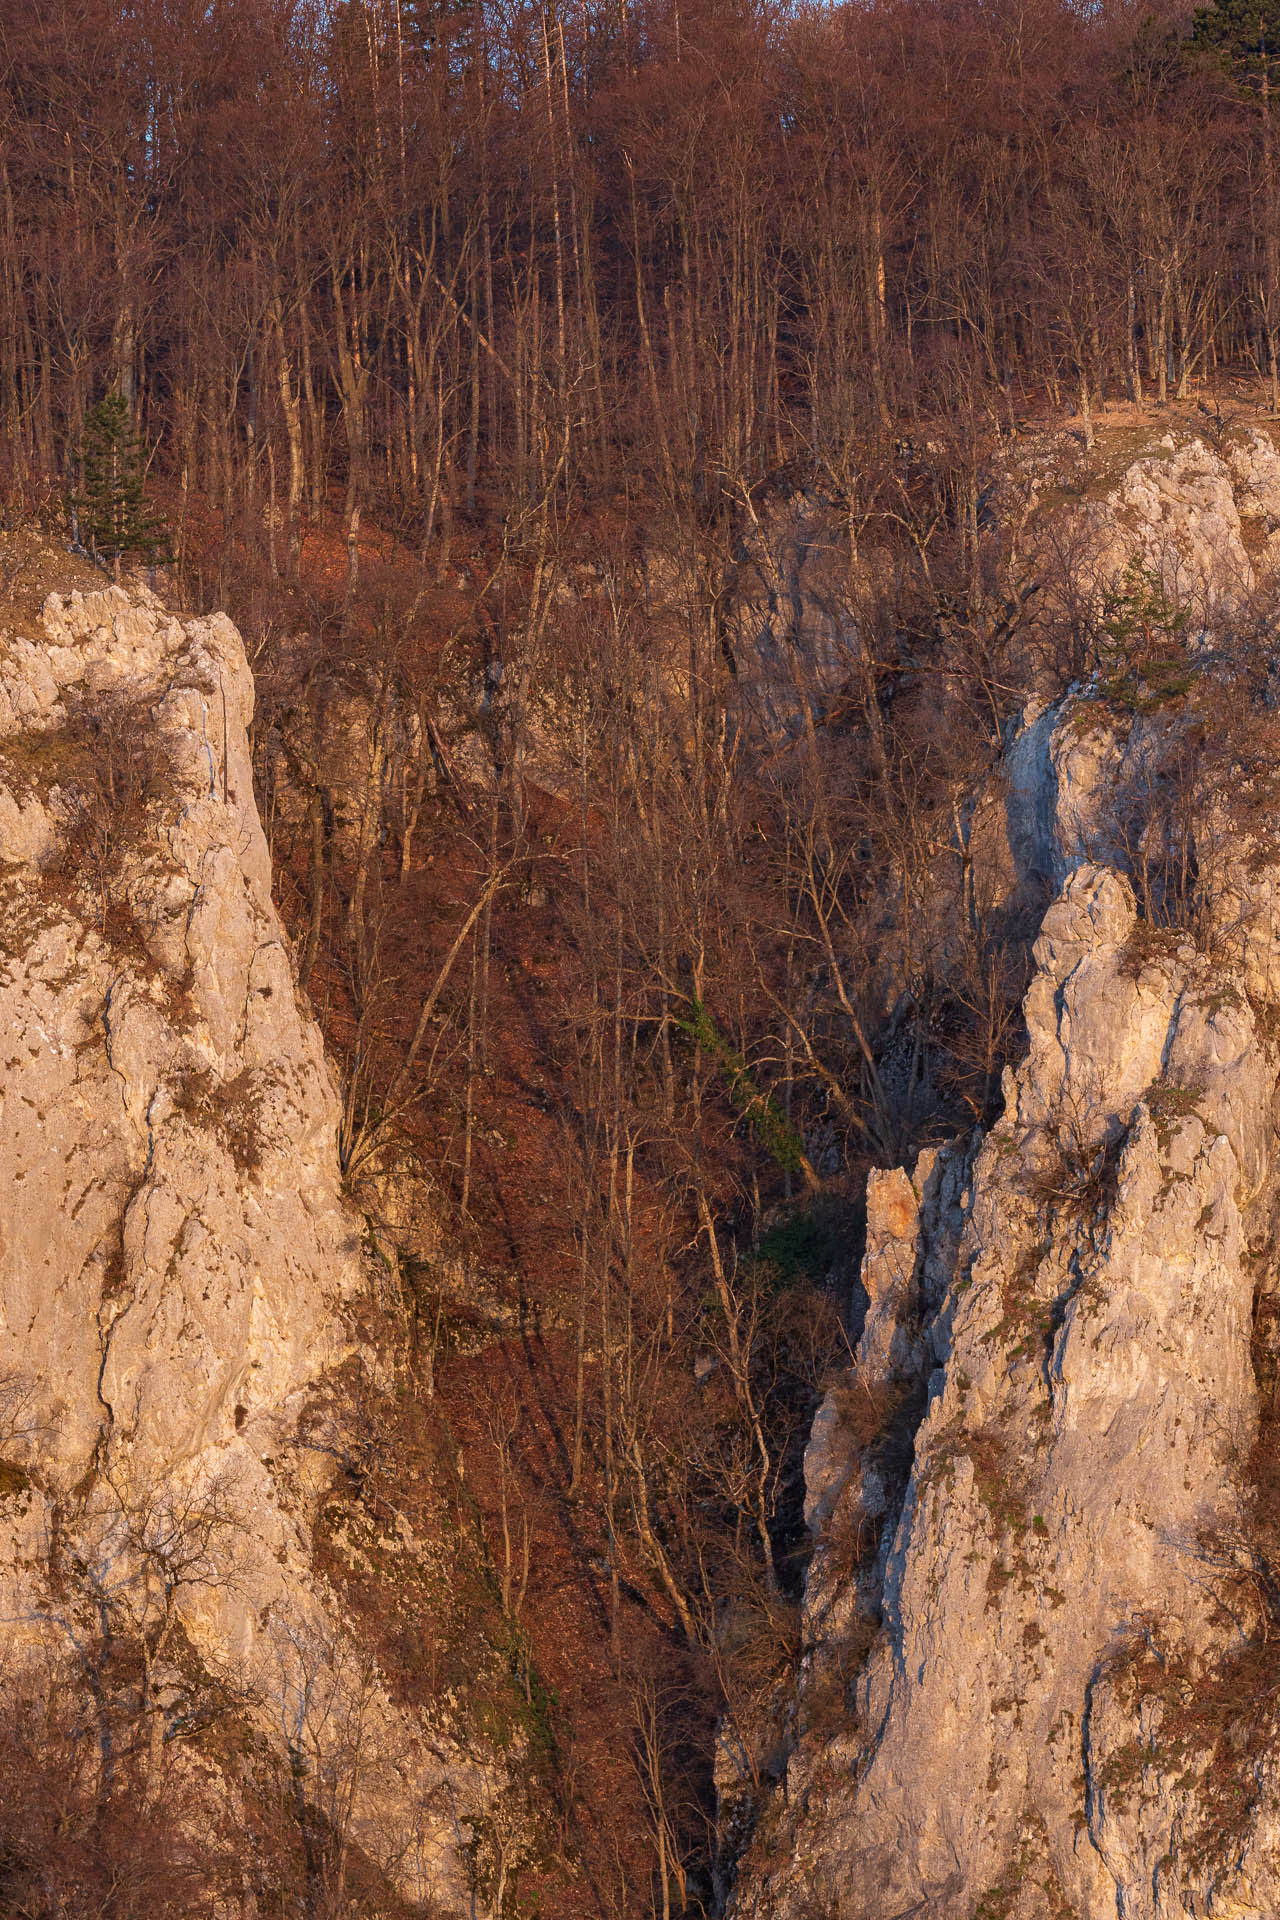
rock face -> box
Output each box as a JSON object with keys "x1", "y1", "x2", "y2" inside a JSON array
[
  {"x1": 0, "y1": 584, "x2": 352, "y2": 1478},
  {"x1": 0, "y1": 566, "x2": 487, "y2": 1910},
  {"x1": 733, "y1": 435, "x2": 1280, "y2": 1919}
]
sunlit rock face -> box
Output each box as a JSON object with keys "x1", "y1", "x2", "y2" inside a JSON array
[
  {"x1": 734, "y1": 441, "x2": 1280, "y2": 1920},
  {"x1": 0, "y1": 572, "x2": 490, "y2": 1912},
  {"x1": 0, "y1": 585, "x2": 355, "y2": 1476}
]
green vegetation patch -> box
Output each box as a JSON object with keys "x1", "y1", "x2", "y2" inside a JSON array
[
  {"x1": 674, "y1": 996, "x2": 807, "y2": 1175},
  {"x1": 1097, "y1": 560, "x2": 1196, "y2": 715},
  {"x1": 752, "y1": 1207, "x2": 839, "y2": 1286}
]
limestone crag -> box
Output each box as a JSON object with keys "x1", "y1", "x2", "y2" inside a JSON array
[
  {"x1": 742, "y1": 822, "x2": 1280, "y2": 1920},
  {"x1": 0, "y1": 570, "x2": 491, "y2": 1910},
  {"x1": 732, "y1": 440, "x2": 1280, "y2": 1919},
  {"x1": 1011, "y1": 427, "x2": 1280, "y2": 614}
]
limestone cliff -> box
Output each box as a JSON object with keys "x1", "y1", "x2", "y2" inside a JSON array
[
  {"x1": 0, "y1": 549, "x2": 491, "y2": 1910},
  {"x1": 733, "y1": 431, "x2": 1280, "y2": 1919}
]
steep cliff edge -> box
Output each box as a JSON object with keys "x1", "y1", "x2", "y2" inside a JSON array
[
  {"x1": 733, "y1": 431, "x2": 1280, "y2": 1919},
  {"x1": 0, "y1": 548, "x2": 490, "y2": 1911}
]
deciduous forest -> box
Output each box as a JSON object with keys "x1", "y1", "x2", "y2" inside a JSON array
[{"x1": 0, "y1": 0, "x2": 1273, "y2": 1911}]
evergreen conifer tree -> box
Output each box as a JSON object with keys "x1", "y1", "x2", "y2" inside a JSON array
[
  {"x1": 1191, "y1": 0, "x2": 1280, "y2": 89},
  {"x1": 75, "y1": 393, "x2": 168, "y2": 577}
]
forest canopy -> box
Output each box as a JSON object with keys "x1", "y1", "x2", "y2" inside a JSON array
[{"x1": 0, "y1": 0, "x2": 1268, "y2": 540}]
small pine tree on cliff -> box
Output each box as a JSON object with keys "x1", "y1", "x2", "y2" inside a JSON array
[{"x1": 75, "y1": 393, "x2": 168, "y2": 578}]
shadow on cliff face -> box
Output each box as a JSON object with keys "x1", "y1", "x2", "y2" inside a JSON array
[
  {"x1": 2, "y1": 681, "x2": 180, "y2": 960},
  {"x1": 56, "y1": 689, "x2": 180, "y2": 929}
]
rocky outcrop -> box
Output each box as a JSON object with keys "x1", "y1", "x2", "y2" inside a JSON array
[
  {"x1": 0, "y1": 583, "x2": 352, "y2": 1474},
  {"x1": 0, "y1": 563, "x2": 490, "y2": 1910},
  {"x1": 1014, "y1": 426, "x2": 1280, "y2": 614},
  {"x1": 733, "y1": 436, "x2": 1280, "y2": 1920}
]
